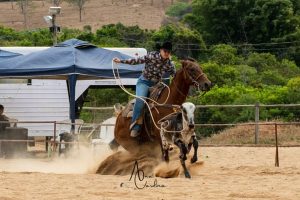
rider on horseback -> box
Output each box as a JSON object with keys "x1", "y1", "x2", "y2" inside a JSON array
[{"x1": 113, "y1": 41, "x2": 176, "y2": 138}]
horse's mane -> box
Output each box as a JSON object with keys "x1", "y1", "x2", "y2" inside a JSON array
[
  {"x1": 181, "y1": 57, "x2": 197, "y2": 63},
  {"x1": 186, "y1": 57, "x2": 197, "y2": 62}
]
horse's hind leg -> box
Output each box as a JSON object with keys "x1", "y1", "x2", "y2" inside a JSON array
[{"x1": 109, "y1": 138, "x2": 119, "y2": 152}]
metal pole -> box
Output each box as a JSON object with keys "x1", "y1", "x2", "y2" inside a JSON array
[
  {"x1": 68, "y1": 74, "x2": 77, "y2": 134},
  {"x1": 53, "y1": 121, "x2": 57, "y2": 151},
  {"x1": 45, "y1": 136, "x2": 48, "y2": 152},
  {"x1": 255, "y1": 102, "x2": 260, "y2": 144},
  {"x1": 275, "y1": 123, "x2": 279, "y2": 167},
  {"x1": 51, "y1": 14, "x2": 57, "y2": 45}
]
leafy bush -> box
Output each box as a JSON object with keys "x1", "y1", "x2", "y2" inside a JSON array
[
  {"x1": 166, "y1": 2, "x2": 191, "y2": 19},
  {"x1": 152, "y1": 24, "x2": 206, "y2": 59},
  {"x1": 210, "y1": 44, "x2": 240, "y2": 65}
]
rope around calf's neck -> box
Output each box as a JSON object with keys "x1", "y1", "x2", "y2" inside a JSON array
[{"x1": 112, "y1": 61, "x2": 183, "y2": 133}]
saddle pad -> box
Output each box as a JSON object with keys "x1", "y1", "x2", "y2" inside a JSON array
[
  {"x1": 149, "y1": 82, "x2": 166, "y2": 101},
  {"x1": 121, "y1": 82, "x2": 165, "y2": 118}
]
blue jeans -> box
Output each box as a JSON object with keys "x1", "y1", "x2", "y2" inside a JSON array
[{"x1": 131, "y1": 76, "x2": 156, "y2": 131}]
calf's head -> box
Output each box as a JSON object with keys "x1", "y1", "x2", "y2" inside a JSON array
[{"x1": 181, "y1": 102, "x2": 196, "y2": 130}]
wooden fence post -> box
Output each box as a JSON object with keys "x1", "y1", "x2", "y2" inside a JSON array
[
  {"x1": 255, "y1": 102, "x2": 260, "y2": 144},
  {"x1": 275, "y1": 123, "x2": 279, "y2": 167}
]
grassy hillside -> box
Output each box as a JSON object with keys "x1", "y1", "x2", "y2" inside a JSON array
[{"x1": 0, "y1": 0, "x2": 173, "y2": 31}]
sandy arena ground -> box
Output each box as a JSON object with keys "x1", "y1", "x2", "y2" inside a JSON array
[{"x1": 0, "y1": 146, "x2": 299, "y2": 200}]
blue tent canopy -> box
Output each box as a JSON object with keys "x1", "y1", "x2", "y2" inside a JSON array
[
  {"x1": 0, "y1": 39, "x2": 145, "y2": 132},
  {"x1": 0, "y1": 39, "x2": 144, "y2": 79},
  {"x1": 0, "y1": 49, "x2": 22, "y2": 61}
]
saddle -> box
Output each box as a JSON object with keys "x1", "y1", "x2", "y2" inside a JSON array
[
  {"x1": 121, "y1": 82, "x2": 166, "y2": 118},
  {"x1": 121, "y1": 82, "x2": 166, "y2": 139}
]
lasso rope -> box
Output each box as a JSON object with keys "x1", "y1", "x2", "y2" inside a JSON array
[{"x1": 111, "y1": 61, "x2": 182, "y2": 133}]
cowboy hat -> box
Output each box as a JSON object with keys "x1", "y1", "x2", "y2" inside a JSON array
[{"x1": 157, "y1": 41, "x2": 173, "y2": 52}]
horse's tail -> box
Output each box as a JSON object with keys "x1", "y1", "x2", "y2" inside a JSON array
[{"x1": 109, "y1": 138, "x2": 119, "y2": 151}]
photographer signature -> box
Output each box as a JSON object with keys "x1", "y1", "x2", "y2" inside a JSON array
[{"x1": 120, "y1": 160, "x2": 166, "y2": 189}]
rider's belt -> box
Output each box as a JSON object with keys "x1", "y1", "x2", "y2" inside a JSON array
[
  {"x1": 149, "y1": 78, "x2": 159, "y2": 83},
  {"x1": 142, "y1": 74, "x2": 160, "y2": 83}
]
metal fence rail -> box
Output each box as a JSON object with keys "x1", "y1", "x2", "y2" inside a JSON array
[{"x1": 82, "y1": 103, "x2": 300, "y2": 144}]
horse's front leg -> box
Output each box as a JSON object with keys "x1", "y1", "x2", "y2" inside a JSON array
[
  {"x1": 190, "y1": 135, "x2": 198, "y2": 163},
  {"x1": 173, "y1": 137, "x2": 191, "y2": 178}
]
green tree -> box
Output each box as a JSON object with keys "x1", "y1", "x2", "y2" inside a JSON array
[
  {"x1": 152, "y1": 24, "x2": 206, "y2": 59},
  {"x1": 286, "y1": 76, "x2": 300, "y2": 103},
  {"x1": 184, "y1": 0, "x2": 300, "y2": 45},
  {"x1": 210, "y1": 44, "x2": 240, "y2": 65},
  {"x1": 246, "y1": 53, "x2": 278, "y2": 72},
  {"x1": 185, "y1": 0, "x2": 255, "y2": 43},
  {"x1": 202, "y1": 62, "x2": 240, "y2": 87},
  {"x1": 245, "y1": 0, "x2": 300, "y2": 43},
  {"x1": 95, "y1": 23, "x2": 151, "y2": 47},
  {"x1": 234, "y1": 65, "x2": 258, "y2": 86},
  {"x1": 166, "y1": 1, "x2": 191, "y2": 19}
]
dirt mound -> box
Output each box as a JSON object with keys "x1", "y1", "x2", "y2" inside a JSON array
[
  {"x1": 96, "y1": 150, "x2": 160, "y2": 175},
  {"x1": 96, "y1": 147, "x2": 204, "y2": 178}
]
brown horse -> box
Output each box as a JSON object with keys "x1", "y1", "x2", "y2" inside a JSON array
[{"x1": 110, "y1": 59, "x2": 212, "y2": 155}]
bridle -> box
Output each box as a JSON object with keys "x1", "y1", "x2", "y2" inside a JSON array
[
  {"x1": 173, "y1": 67, "x2": 206, "y2": 98},
  {"x1": 183, "y1": 66, "x2": 205, "y2": 91}
]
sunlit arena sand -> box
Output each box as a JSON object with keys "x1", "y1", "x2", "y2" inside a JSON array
[{"x1": 0, "y1": 146, "x2": 300, "y2": 200}]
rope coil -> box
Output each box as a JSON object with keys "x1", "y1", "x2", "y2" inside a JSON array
[{"x1": 111, "y1": 61, "x2": 183, "y2": 133}]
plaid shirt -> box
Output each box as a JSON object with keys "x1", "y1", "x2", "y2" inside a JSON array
[{"x1": 120, "y1": 51, "x2": 176, "y2": 81}]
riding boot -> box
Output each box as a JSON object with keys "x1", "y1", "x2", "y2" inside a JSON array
[{"x1": 130, "y1": 123, "x2": 141, "y2": 137}]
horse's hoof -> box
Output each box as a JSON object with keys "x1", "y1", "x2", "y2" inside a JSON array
[
  {"x1": 191, "y1": 156, "x2": 198, "y2": 163},
  {"x1": 184, "y1": 171, "x2": 191, "y2": 178}
]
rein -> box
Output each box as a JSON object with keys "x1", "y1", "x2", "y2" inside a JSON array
[
  {"x1": 174, "y1": 68, "x2": 206, "y2": 97},
  {"x1": 183, "y1": 67, "x2": 205, "y2": 90}
]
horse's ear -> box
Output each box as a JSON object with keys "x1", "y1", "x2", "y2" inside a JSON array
[{"x1": 180, "y1": 60, "x2": 188, "y2": 68}]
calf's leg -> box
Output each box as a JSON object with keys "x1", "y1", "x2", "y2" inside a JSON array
[
  {"x1": 191, "y1": 136, "x2": 198, "y2": 163},
  {"x1": 173, "y1": 138, "x2": 191, "y2": 178}
]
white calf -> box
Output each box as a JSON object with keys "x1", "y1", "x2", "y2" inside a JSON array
[{"x1": 159, "y1": 102, "x2": 198, "y2": 178}]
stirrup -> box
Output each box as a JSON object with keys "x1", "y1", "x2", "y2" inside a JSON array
[{"x1": 130, "y1": 129, "x2": 140, "y2": 137}]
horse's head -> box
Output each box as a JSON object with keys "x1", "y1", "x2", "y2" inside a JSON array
[{"x1": 180, "y1": 58, "x2": 212, "y2": 92}]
